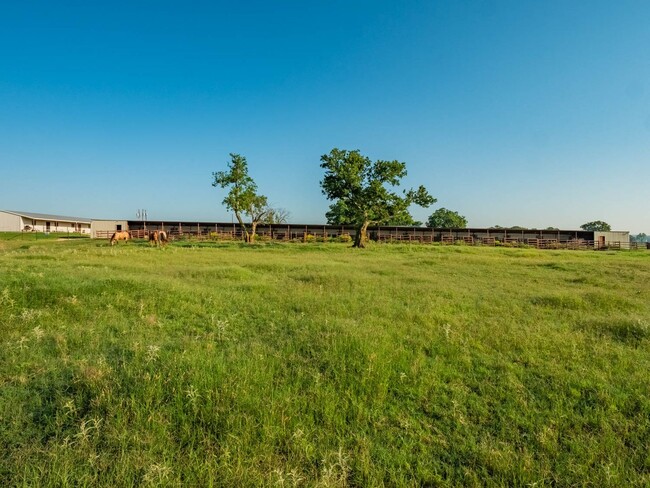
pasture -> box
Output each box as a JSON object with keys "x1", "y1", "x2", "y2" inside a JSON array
[{"x1": 0, "y1": 237, "x2": 649, "y2": 486}]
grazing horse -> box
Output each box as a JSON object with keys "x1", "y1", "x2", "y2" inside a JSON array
[
  {"x1": 148, "y1": 230, "x2": 168, "y2": 247},
  {"x1": 110, "y1": 230, "x2": 131, "y2": 246}
]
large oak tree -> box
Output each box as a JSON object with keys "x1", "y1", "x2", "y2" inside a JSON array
[{"x1": 320, "y1": 148, "x2": 435, "y2": 248}]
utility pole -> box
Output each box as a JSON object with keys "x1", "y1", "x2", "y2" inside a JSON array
[{"x1": 136, "y1": 209, "x2": 148, "y2": 231}]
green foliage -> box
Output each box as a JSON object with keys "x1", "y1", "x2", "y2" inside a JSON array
[
  {"x1": 581, "y1": 220, "x2": 612, "y2": 231},
  {"x1": 0, "y1": 239, "x2": 649, "y2": 485},
  {"x1": 212, "y1": 153, "x2": 269, "y2": 242},
  {"x1": 384, "y1": 212, "x2": 423, "y2": 226},
  {"x1": 320, "y1": 148, "x2": 435, "y2": 246},
  {"x1": 325, "y1": 200, "x2": 353, "y2": 225},
  {"x1": 631, "y1": 233, "x2": 648, "y2": 243},
  {"x1": 326, "y1": 198, "x2": 422, "y2": 226},
  {"x1": 426, "y1": 208, "x2": 467, "y2": 228}
]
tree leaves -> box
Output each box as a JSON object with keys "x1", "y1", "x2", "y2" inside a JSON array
[
  {"x1": 427, "y1": 208, "x2": 468, "y2": 228},
  {"x1": 580, "y1": 221, "x2": 611, "y2": 232}
]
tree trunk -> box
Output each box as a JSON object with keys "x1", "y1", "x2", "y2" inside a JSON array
[
  {"x1": 234, "y1": 212, "x2": 249, "y2": 243},
  {"x1": 250, "y1": 221, "x2": 258, "y2": 243},
  {"x1": 353, "y1": 221, "x2": 370, "y2": 248}
]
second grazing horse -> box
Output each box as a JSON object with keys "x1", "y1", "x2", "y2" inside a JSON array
[{"x1": 148, "y1": 230, "x2": 168, "y2": 246}]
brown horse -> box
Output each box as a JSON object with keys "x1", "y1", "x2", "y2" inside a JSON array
[
  {"x1": 148, "y1": 230, "x2": 168, "y2": 247},
  {"x1": 110, "y1": 230, "x2": 131, "y2": 246}
]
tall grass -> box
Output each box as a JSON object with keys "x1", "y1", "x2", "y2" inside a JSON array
[{"x1": 1, "y1": 238, "x2": 649, "y2": 486}]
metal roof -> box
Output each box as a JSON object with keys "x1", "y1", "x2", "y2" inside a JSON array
[
  {"x1": 2, "y1": 210, "x2": 92, "y2": 224},
  {"x1": 125, "y1": 220, "x2": 596, "y2": 233}
]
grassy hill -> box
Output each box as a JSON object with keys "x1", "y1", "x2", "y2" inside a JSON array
[{"x1": 1, "y1": 238, "x2": 649, "y2": 486}]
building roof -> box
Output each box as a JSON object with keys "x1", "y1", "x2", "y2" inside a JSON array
[
  {"x1": 125, "y1": 220, "x2": 599, "y2": 234},
  {"x1": 2, "y1": 210, "x2": 91, "y2": 224}
]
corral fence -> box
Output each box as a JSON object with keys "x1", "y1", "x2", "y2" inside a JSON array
[
  {"x1": 94, "y1": 229, "x2": 182, "y2": 240},
  {"x1": 94, "y1": 224, "x2": 647, "y2": 251}
]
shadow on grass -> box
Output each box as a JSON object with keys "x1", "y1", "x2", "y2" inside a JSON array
[
  {"x1": 576, "y1": 318, "x2": 649, "y2": 345},
  {"x1": 531, "y1": 295, "x2": 584, "y2": 310}
]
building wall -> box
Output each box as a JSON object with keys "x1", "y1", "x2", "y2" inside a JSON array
[
  {"x1": 20, "y1": 218, "x2": 90, "y2": 234},
  {"x1": 0, "y1": 211, "x2": 22, "y2": 231},
  {"x1": 594, "y1": 231, "x2": 630, "y2": 248},
  {"x1": 91, "y1": 220, "x2": 129, "y2": 238}
]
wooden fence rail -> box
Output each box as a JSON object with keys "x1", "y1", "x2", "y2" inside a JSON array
[{"x1": 92, "y1": 228, "x2": 646, "y2": 251}]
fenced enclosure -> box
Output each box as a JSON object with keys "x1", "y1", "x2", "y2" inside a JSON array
[{"x1": 92, "y1": 222, "x2": 644, "y2": 251}]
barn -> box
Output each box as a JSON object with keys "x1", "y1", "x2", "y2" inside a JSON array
[
  {"x1": 94, "y1": 219, "x2": 632, "y2": 250},
  {"x1": 0, "y1": 210, "x2": 91, "y2": 234}
]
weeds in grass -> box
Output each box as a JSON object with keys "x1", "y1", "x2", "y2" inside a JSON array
[
  {"x1": 32, "y1": 325, "x2": 45, "y2": 340},
  {"x1": 145, "y1": 345, "x2": 161, "y2": 363},
  {"x1": 1, "y1": 286, "x2": 15, "y2": 307},
  {"x1": 142, "y1": 463, "x2": 172, "y2": 484},
  {"x1": 211, "y1": 316, "x2": 230, "y2": 341}
]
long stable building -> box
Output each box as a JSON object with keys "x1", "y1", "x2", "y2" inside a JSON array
[
  {"x1": 91, "y1": 219, "x2": 632, "y2": 250},
  {"x1": 0, "y1": 210, "x2": 91, "y2": 234}
]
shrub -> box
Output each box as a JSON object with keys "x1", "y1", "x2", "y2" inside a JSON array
[{"x1": 337, "y1": 233, "x2": 352, "y2": 243}]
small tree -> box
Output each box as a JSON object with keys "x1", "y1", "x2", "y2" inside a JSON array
[
  {"x1": 580, "y1": 220, "x2": 611, "y2": 232},
  {"x1": 426, "y1": 208, "x2": 467, "y2": 228},
  {"x1": 320, "y1": 148, "x2": 435, "y2": 248},
  {"x1": 212, "y1": 153, "x2": 268, "y2": 243},
  {"x1": 265, "y1": 207, "x2": 290, "y2": 225}
]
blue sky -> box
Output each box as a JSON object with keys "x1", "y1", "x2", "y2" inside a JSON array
[{"x1": 1, "y1": 1, "x2": 648, "y2": 231}]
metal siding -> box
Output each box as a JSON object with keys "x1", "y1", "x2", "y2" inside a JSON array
[
  {"x1": 0, "y1": 211, "x2": 21, "y2": 231},
  {"x1": 594, "y1": 231, "x2": 630, "y2": 244},
  {"x1": 91, "y1": 220, "x2": 129, "y2": 238}
]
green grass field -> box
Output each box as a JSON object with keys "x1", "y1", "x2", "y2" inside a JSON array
[{"x1": 1, "y1": 237, "x2": 649, "y2": 486}]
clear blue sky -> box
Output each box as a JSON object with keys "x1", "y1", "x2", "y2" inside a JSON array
[{"x1": 1, "y1": 1, "x2": 648, "y2": 231}]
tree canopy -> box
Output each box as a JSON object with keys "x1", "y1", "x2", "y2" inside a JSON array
[
  {"x1": 426, "y1": 208, "x2": 467, "y2": 228},
  {"x1": 320, "y1": 148, "x2": 435, "y2": 247},
  {"x1": 326, "y1": 200, "x2": 422, "y2": 226},
  {"x1": 212, "y1": 153, "x2": 269, "y2": 243},
  {"x1": 580, "y1": 221, "x2": 611, "y2": 232}
]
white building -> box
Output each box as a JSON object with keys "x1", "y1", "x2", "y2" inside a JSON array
[{"x1": 0, "y1": 210, "x2": 91, "y2": 234}]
